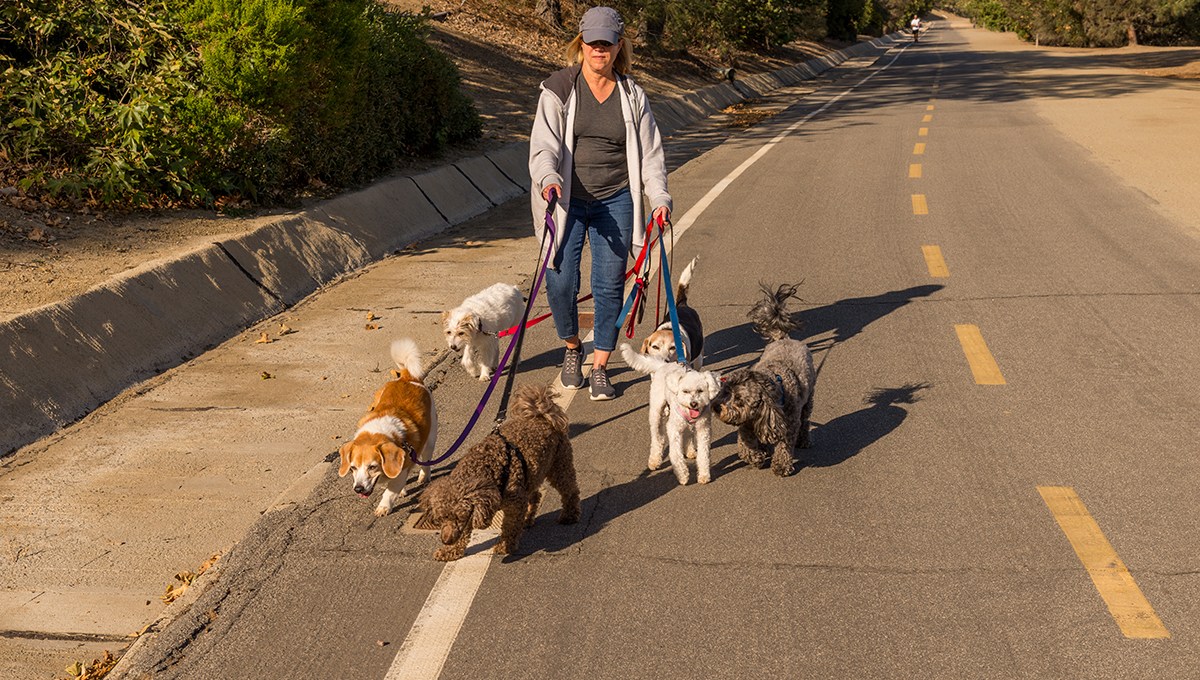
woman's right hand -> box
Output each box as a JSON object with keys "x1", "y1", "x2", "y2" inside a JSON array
[{"x1": 542, "y1": 183, "x2": 562, "y2": 203}]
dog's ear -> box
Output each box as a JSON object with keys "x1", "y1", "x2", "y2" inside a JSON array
[
  {"x1": 463, "y1": 313, "x2": 480, "y2": 332},
  {"x1": 441, "y1": 310, "x2": 450, "y2": 325},
  {"x1": 468, "y1": 487, "x2": 502, "y2": 529},
  {"x1": 703, "y1": 372, "x2": 721, "y2": 399},
  {"x1": 754, "y1": 398, "x2": 787, "y2": 444},
  {"x1": 378, "y1": 442, "x2": 407, "y2": 478},
  {"x1": 337, "y1": 442, "x2": 354, "y2": 477},
  {"x1": 640, "y1": 336, "x2": 652, "y2": 354}
]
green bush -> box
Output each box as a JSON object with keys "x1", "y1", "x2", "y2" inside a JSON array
[{"x1": 0, "y1": 0, "x2": 479, "y2": 207}]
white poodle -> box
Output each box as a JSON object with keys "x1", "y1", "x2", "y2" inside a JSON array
[
  {"x1": 619, "y1": 343, "x2": 721, "y2": 485},
  {"x1": 442, "y1": 283, "x2": 525, "y2": 381}
]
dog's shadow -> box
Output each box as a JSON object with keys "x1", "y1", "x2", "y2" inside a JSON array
[
  {"x1": 503, "y1": 467, "x2": 678, "y2": 562},
  {"x1": 702, "y1": 284, "x2": 945, "y2": 369},
  {"x1": 703, "y1": 383, "x2": 931, "y2": 474},
  {"x1": 805, "y1": 383, "x2": 931, "y2": 468}
]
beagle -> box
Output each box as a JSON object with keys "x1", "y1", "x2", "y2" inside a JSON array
[{"x1": 339, "y1": 339, "x2": 438, "y2": 517}]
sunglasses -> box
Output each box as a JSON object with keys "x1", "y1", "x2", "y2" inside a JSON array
[{"x1": 585, "y1": 40, "x2": 614, "y2": 48}]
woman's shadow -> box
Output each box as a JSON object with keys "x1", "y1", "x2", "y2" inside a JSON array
[{"x1": 805, "y1": 382, "x2": 930, "y2": 468}]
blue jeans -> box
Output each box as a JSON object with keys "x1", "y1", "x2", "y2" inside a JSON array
[{"x1": 545, "y1": 187, "x2": 633, "y2": 353}]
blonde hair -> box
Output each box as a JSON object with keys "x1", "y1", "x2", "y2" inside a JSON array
[{"x1": 566, "y1": 34, "x2": 633, "y2": 75}]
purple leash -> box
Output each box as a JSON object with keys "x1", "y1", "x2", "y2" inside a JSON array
[{"x1": 413, "y1": 192, "x2": 558, "y2": 467}]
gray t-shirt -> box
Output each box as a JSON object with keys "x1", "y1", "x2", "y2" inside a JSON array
[{"x1": 571, "y1": 75, "x2": 628, "y2": 201}]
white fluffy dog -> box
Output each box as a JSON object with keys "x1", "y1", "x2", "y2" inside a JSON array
[
  {"x1": 442, "y1": 283, "x2": 525, "y2": 381},
  {"x1": 619, "y1": 343, "x2": 721, "y2": 485}
]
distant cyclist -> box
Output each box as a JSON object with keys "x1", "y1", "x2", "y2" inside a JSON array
[{"x1": 911, "y1": 14, "x2": 922, "y2": 42}]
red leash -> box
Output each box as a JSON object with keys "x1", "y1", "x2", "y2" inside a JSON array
[{"x1": 497, "y1": 222, "x2": 661, "y2": 338}]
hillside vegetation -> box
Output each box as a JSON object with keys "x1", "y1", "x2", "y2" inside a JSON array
[{"x1": 0, "y1": 0, "x2": 938, "y2": 209}]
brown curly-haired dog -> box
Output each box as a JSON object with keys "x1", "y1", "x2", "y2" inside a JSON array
[
  {"x1": 417, "y1": 383, "x2": 580, "y2": 561},
  {"x1": 712, "y1": 283, "x2": 815, "y2": 477}
]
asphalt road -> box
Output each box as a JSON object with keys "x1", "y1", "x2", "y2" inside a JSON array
[{"x1": 119, "y1": 20, "x2": 1200, "y2": 679}]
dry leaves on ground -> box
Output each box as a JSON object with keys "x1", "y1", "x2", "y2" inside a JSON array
[
  {"x1": 61, "y1": 650, "x2": 117, "y2": 680},
  {"x1": 161, "y1": 552, "x2": 222, "y2": 605}
]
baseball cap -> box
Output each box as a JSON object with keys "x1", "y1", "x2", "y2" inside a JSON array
[{"x1": 580, "y1": 6, "x2": 624, "y2": 45}]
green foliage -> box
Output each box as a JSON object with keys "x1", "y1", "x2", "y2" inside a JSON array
[
  {"x1": 946, "y1": 0, "x2": 1200, "y2": 46},
  {"x1": 0, "y1": 0, "x2": 479, "y2": 207},
  {"x1": 616, "y1": 0, "x2": 826, "y2": 51}
]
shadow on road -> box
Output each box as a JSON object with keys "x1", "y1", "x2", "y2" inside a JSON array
[{"x1": 805, "y1": 382, "x2": 930, "y2": 468}]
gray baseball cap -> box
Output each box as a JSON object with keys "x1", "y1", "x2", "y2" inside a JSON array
[{"x1": 580, "y1": 6, "x2": 624, "y2": 45}]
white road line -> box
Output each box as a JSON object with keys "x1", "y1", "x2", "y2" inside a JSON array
[
  {"x1": 672, "y1": 45, "x2": 911, "y2": 236},
  {"x1": 386, "y1": 41, "x2": 912, "y2": 680},
  {"x1": 384, "y1": 527, "x2": 500, "y2": 679}
]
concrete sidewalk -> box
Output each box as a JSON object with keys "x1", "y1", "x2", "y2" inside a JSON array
[{"x1": 0, "y1": 34, "x2": 904, "y2": 679}]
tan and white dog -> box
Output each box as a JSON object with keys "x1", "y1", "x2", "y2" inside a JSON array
[
  {"x1": 340, "y1": 339, "x2": 438, "y2": 517},
  {"x1": 443, "y1": 283, "x2": 525, "y2": 381},
  {"x1": 640, "y1": 257, "x2": 704, "y2": 368}
]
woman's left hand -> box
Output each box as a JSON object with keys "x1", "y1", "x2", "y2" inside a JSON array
[{"x1": 651, "y1": 206, "x2": 671, "y2": 226}]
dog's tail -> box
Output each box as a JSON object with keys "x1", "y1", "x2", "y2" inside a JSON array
[
  {"x1": 390, "y1": 338, "x2": 426, "y2": 381},
  {"x1": 618, "y1": 342, "x2": 667, "y2": 375},
  {"x1": 508, "y1": 383, "x2": 568, "y2": 433},
  {"x1": 675, "y1": 256, "x2": 698, "y2": 307},
  {"x1": 749, "y1": 282, "x2": 803, "y2": 342}
]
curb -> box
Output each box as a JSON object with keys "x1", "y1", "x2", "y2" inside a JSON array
[{"x1": 0, "y1": 32, "x2": 904, "y2": 458}]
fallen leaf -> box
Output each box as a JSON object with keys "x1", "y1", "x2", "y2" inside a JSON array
[
  {"x1": 66, "y1": 661, "x2": 83, "y2": 677},
  {"x1": 366, "y1": 312, "x2": 378, "y2": 321},
  {"x1": 376, "y1": 640, "x2": 389, "y2": 647},
  {"x1": 279, "y1": 323, "x2": 295, "y2": 335},
  {"x1": 27, "y1": 226, "x2": 48, "y2": 242},
  {"x1": 255, "y1": 332, "x2": 272, "y2": 344},
  {"x1": 261, "y1": 371, "x2": 274, "y2": 380},
  {"x1": 364, "y1": 323, "x2": 378, "y2": 331}
]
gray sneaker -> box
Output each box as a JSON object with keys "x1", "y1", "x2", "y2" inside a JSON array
[
  {"x1": 560, "y1": 346, "x2": 584, "y2": 389},
  {"x1": 589, "y1": 365, "x2": 615, "y2": 401}
]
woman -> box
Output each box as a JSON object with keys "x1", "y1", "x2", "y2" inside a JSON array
[{"x1": 528, "y1": 6, "x2": 672, "y2": 401}]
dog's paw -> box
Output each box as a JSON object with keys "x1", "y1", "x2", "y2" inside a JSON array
[
  {"x1": 373, "y1": 504, "x2": 393, "y2": 517},
  {"x1": 647, "y1": 456, "x2": 665, "y2": 470},
  {"x1": 697, "y1": 474, "x2": 711, "y2": 484},
  {"x1": 771, "y1": 459, "x2": 795, "y2": 477},
  {"x1": 433, "y1": 546, "x2": 463, "y2": 562},
  {"x1": 558, "y1": 510, "x2": 580, "y2": 525},
  {"x1": 493, "y1": 539, "x2": 515, "y2": 556}
]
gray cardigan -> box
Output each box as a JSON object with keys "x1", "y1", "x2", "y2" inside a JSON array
[{"x1": 529, "y1": 64, "x2": 673, "y2": 262}]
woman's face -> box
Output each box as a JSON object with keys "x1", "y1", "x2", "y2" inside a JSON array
[{"x1": 582, "y1": 39, "x2": 619, "y2": 76}]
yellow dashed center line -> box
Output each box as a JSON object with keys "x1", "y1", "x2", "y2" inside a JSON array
[
  {"x1": 922, "y1": 114, "x2": 933, "y2": 123},
  {"x1": 921, "y1": 245, "x2": 949, "y2": 277},
  {"x1": 954, "y1": 324, "x2": 1005, "y2": 384},
  {"x1": 913, "y1": 143, "x2": 926, "y2": 155},
  {"x1": 1038, "y1": 486, "x2": 1171, "y2": 639},
  {"x1": 911, "y1": 194, "x2": 928, "y2": 215},
  {"x1": 918, "y1": 127, "x2": 929, "y2": 137},
  {"x1": 909, "y1": 163, "x2": 922, "y2": 178}
]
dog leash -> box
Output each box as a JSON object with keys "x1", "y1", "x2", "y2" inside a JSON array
[
  {"x1": 498, "y1": 219, "x2": 660, "y2": 339},
  {"x1": 654, "y1": 215, "x2": 687, "y2": 366},
  {"x1": 412, "y1": 192, "x2": 558, "y2": 467}
]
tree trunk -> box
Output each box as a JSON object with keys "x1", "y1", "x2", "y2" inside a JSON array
[
  {"x1": 1126, "y1": 22, "x2": 1138, "y2": 45},
  {"x1": 535, "y1": 0, "x2": 563, "y2": 29}
]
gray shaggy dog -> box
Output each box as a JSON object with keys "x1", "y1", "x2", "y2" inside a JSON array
[
  {"x1": 417, "y1": 383, "x2": 580, "y2": 561},
  {"x1": 711, "y1": 283, "x2": 815, "y2": 477}
]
